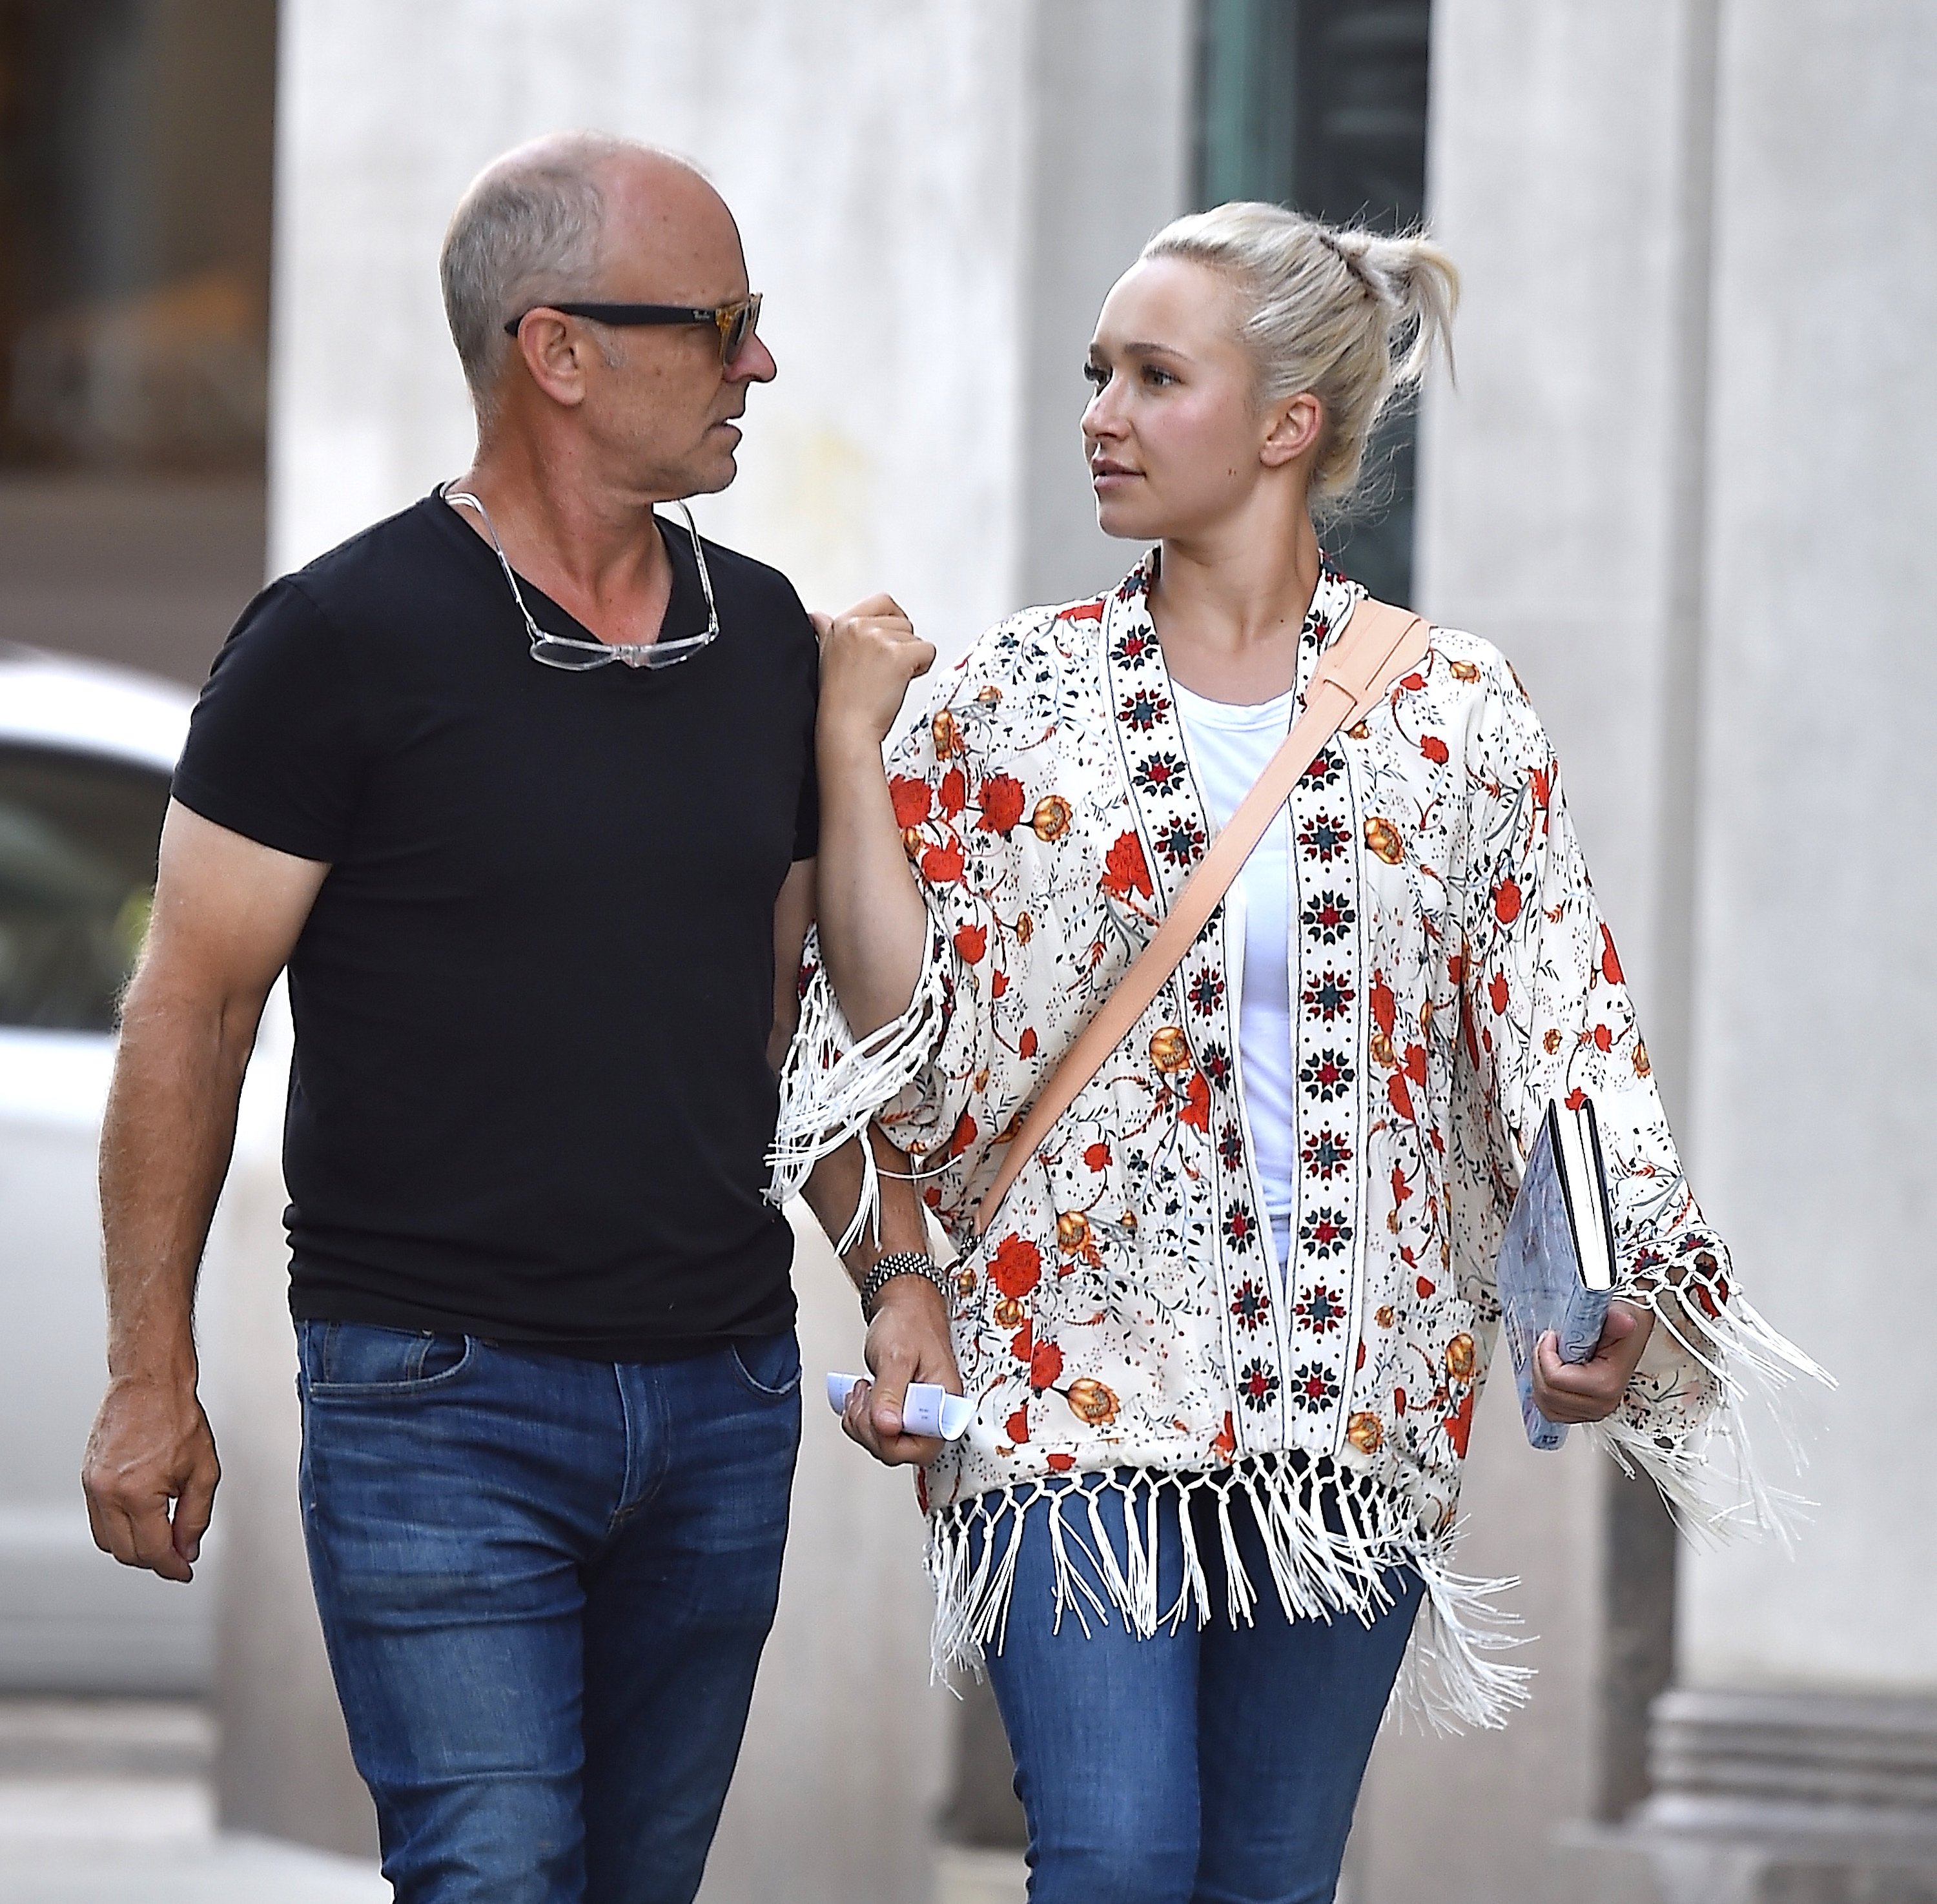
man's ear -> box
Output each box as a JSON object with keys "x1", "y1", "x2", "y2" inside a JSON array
[
  {"x1": 511, "y1": 314, "x2": 591, "y2": 409},
  {"x1": 1260, "y1": 390, "x2": 1324, "y2": 468}
]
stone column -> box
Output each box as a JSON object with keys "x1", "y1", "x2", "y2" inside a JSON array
[{"x1": 1632, "y1": 4, "x2": 1937, "y2": 1898}]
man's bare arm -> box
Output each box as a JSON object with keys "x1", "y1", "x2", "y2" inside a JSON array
[
  {"x1": 82, "y1": 802, "x2": 327, "y2": 1582},
  {"x1": 771, "y1": 859, "x2": 959, "y2": 1468}
]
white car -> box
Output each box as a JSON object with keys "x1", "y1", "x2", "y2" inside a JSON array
[{"x1": 0, "y1": 642, "x2": 214, "y2": 1693}]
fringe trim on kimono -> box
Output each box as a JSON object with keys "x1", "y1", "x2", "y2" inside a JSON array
[
  {"x1": 1587, "y1": 1285, "x2": 1834, "y2": 1551},
  {"x1": 766, "y1": 937, "x2": 952, "y2": 1254},
  {"x1": 925, "y1": 1454, "x2": 1534, "y2": 1735}
]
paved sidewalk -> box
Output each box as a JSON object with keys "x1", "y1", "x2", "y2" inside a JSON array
[{"x1": 0, "y1": 1699, "x2": 385, "y2": 1903}]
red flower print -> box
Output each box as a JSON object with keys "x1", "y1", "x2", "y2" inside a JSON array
[
  {"x1": 1179, "y1": 1070, "x2": 1211, "y2": 1131},
  {"x1": 1416, "y1": 1276, "x2": 1436, "y2": 1298},
  {"x1": 1395, "y1": 1387, "x2": 1408, "y2": 1414},
  {"x1": 1601, "y1": 924, "x2": 1624, "y2": 984},
  {"x1": 1400, "y1": 671, "x2": 1426, "y2": 692},
  {"x1": 1369, "y1": 972, "x2": 1397, "y2": 1037},
  {"x1": 1212, "y1": 1411, "x2": 1237, "y2": 1461},
  {"x1": 938, "y1": 767, "x2": 967, "y2": 817},
  {"x1": 1388, "y1": 1073, "x2": 1415, "y2": 1121},
  {"x1": 992, "y1": 970, "x2": 1009, "y2": 998},
  {"x1": 1045, "y1": 1452, "x2": 1076, "y2": 1471},
  {"x1": 1420, "y1": 734, "x2": 1449, "y2": 765},
  {"x1": 1594, "y1": 1023, "x2": 1613, "y2": 1052},
  {"x1": 1019, "y1": 1027, "x2": 1038, "y2": 1059},
  {"x1": 1565, "y1": 1087, "x2": 1586, "y2": 1112},
  {"x1": 890, "y1": 775, "x2": 932, "y2": 826},
  {"x1": 1238, "y1": 1359, "x2": 1281, "y2": 1413},
  {"x1": 1404, "y1": 1043, "x2": 1428, "y2": 1085},
  {"x1": 1006, "y1": 1407, "x2": 1030, "y2": 1444},
  {"x1": 1448, "y1": 952, "x2": 1465, "y2": 986},
  {"x1": 978, "y1": 773, "x2": 1027, "y2": 833},
  {"x1": 1083, "y1": 1141, "x2": 1112, "y2": 1171},
  {"x1": 1493, "y1": 877, "x2": 1522, "y2": 925},
  {"x1": 989, "y1": 1234, "x2": 1041, "y2": 1299},
  {"x1": 1488, "y1": 968, "x2": 1510, "y2": 1015},
  {"x1": 1445, "y1": 1389, "x2": 1475, "y2": 1459},
  {"x1": 1391, "y1": 1164, "x2": 1413, "y2": 1205},
  {"x1": 954, "y1": 923, "x2": 987, "y2": 963},
  {"x1": 1101, "y1": 831, "x2": 1153, "y2": 899},
  {"x1": 1030, "y1": 1340, "x2": 1064, "y2": 1391},
  {"x1": 921, "y1": 841, "x2": 965, "y2": 885},
  {"x1": 1061, "y1": 599, "x2": 1105, "y2": 623}
]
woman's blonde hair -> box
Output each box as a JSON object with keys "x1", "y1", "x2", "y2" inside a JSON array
[{"x1": 1142, "y1": 202, "x2": 1459, "y2": 517}]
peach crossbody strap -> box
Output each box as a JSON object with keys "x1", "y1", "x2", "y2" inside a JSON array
[{"x1": 973, "y1": 599, "x2": 1431, "y2": 1238}]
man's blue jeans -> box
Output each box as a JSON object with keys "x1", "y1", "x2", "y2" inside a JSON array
[
  {"x1": 981, "y1": 1479, "x2": 1422, "y2": 1904},
  {"x1": 296, "y1": 1320, "x2": 801, "y2": 1904}
]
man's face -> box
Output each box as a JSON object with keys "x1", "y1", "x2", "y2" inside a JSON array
[{"x1": 571, "y1": 158, "x2": 777, "y2": 500}]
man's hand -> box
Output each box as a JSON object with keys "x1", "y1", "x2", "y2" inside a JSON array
[
  {"x1": 812, "y1": 593, "x2": 935, "y2": 754},
  {"x1": 840, "y1": 1275, "x2": 963, "y2": 1468},
  {"x1": 82, "y1": 1373, "x2": 220, "y2": 1584},
  {"x1": 1531, "y1": 1300, "x2": 1654, "y2": 1424}
]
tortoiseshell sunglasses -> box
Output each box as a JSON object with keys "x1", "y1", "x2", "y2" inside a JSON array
[{"x1": 502, "y1": 293, "x2": 763, "y2": 364}]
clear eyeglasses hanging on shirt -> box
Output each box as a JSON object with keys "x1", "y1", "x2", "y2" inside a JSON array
[{"x1": 442, "y1": 482, "x2": 719, "y2": 671}]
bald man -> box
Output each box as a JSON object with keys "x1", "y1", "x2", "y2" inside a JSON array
[{"x1": 81, "y1": 133, "x2": 958, "y2": 1902}]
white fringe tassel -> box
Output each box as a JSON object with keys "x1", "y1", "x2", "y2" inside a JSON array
[
  {"x1": 925, "y1": 1457, "x2": 1533, "y2": 1735},
  {"x1": 766, "y1": 937, "x2": 952, "y2": 1254},
  {"x1": 1586, "y1": 1287, "x2": 1833, "y2": 1553}
]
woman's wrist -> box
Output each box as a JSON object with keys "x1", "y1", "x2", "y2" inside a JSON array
[{"x1": 816, "y1": 715, "x2": 892, "y2": 773}]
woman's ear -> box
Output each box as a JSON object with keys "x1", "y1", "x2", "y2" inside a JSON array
[{"x1": 1260, "y1": 391, "x2": 1324, "y2": 468}]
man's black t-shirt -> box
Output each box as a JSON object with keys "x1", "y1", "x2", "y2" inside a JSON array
[{"x1": 172, "y1": 492, "x2": 817, "y2": 1356}]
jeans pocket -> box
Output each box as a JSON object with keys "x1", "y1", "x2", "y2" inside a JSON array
[
  {"x1": 728, "y1": 1331, "x2": 803, "y2": 1400},
  {"x1": 302, "y1": 1320, "x2": 475, "y2": 1398}
]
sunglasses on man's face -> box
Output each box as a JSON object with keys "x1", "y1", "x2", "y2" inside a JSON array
[{"x1": 502, "y1": 293, "x2": 763, "y2": 365}]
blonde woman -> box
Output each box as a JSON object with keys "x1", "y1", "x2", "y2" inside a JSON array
[{"x1": 775, "y1": 203, "x2": 1815, "y2": 1904}]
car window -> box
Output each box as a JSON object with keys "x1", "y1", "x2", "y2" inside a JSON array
[{"x1": 0, "y1": 744, "x2": 171, "y2": 1032}]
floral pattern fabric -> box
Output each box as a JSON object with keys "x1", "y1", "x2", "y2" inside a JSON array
[{"x1": 773, "y1": 557, "x2": 1821, "y2": 1727}]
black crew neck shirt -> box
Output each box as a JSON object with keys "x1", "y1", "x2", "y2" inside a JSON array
[{"x1": 172, "y1": 491, "x2": 818, "y2": 1357}]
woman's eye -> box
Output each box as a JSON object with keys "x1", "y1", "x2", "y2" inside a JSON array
[
  {"x1": 1142, "y1": 363, "x2": 1174, "y2": 387},
  {"x1": 1081, "y1": 361, "x2": 1109, "y2": 392}
]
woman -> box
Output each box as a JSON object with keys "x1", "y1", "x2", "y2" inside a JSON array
[{"x1": 773, "y1": 204, "x2": 1816, "y2": 1903}]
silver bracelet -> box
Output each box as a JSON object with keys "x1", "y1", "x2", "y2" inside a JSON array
[{"x1": 857, "y1": 1250, "x2": 950, "y2": 1317}]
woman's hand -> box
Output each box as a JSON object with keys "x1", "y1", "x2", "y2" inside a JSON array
[
  {"x1": 840, "y1": 1276, "x2": 964, "y2": 1468},
  {"x1": 810, "y1": 595, "x2": 938, "y2": 1037},
  {"x1": 813, "y1": 594, "x2": 935, "y2": 753},
  {"x1": 1531, "y1": 1301, "x2": 1654, "y2": 1424}
]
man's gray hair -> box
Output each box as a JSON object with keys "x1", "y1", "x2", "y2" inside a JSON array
[{"x1": 440, "y1": 130, "x2": 636, "y2": 417}]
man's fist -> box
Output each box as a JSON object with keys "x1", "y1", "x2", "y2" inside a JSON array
[
  {"x1": 813, "y1": 593, "x2": 936, "y2": 752},
  {"x1": 81, "y1": 1375, "x2": 220, "y2": 1584}
]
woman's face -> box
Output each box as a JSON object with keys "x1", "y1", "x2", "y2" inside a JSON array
[{"x1": 1082, "y1": 256, "x2": 1291, "y2": 544}]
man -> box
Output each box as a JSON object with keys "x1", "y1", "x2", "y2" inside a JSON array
[{"x1": 81, "y1": 132, "x2": 956, "y2": 1903}]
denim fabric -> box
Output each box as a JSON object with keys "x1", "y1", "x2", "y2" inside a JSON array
[
  {"x1": 297, "y1": 1321, "x2": 801, "y2": 1904},
  {"x1": 981, "y1": 1480, "x2": 1422, "y2": 1904}
]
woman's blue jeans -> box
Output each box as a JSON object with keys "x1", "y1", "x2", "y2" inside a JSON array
[
  {"x1": 296, "y1": 1320, "x2": 801, "y2": 1904},
  {"x1": 981, "y1": 1479, "x2": 1422, "y2": 1904}
]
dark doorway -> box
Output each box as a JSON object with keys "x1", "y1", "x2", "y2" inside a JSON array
[
  {"x1": 1194, "y1": 0, "x2": 1433, "y2": 608},
  {"x1": 0, "y1": 0, "x2": 276, "y2": 685}
]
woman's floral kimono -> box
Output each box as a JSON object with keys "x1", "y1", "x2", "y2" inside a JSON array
[{"x1": 772, "y1": 557, "x2": 1820, "y2": 1728}]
